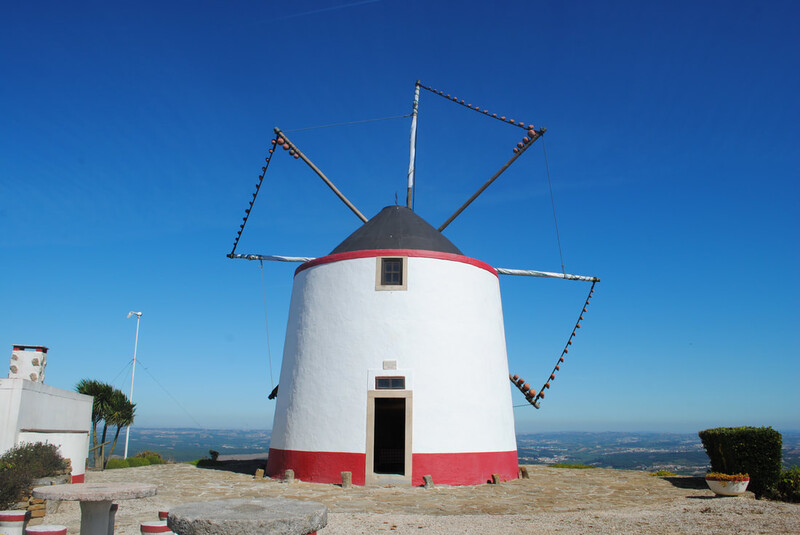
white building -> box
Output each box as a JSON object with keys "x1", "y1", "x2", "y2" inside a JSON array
[
  {"x1": 0, "y1": 345, "x2": 92, "y2": 483},
  {"x1": 266, "y1": 206, "x2": 518, "y2": 485}
]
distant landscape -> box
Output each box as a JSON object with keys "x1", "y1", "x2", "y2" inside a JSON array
[
  {"x1": 125, "y1": 428, "x2": 800, "y2": 475},
  {"x1": 518, "y1": 432, "x2": 800, "y2": 475}
]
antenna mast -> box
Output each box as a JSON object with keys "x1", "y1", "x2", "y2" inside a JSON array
[{"x1": 406, "y1": 80, "x2": 421, "y2": 209}]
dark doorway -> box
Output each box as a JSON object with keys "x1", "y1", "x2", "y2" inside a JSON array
[{"x1": 373, "y1": 397, "x2": 405, "y2": 474}]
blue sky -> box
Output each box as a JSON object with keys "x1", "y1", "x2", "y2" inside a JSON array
[{"x1": 1, "y1": 1, "x2": 798, "y2": 433}]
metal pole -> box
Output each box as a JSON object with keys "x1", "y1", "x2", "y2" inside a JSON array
[
  {"x1": 274, "y1": 128, "x2": 368, "y2": 223},
  {"x1": 438, "y1": 128, "x2": 546, "y2": 232},
  {"x1": 406, "y1": 80, "x2": 421, "y2": 209},
  {"x1": 124, "y1": 312, "x2": 141, "y2": 459}
]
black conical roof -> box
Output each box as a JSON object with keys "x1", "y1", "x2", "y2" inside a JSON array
[{"x1": 330, "y1": 205, "x2": 462, "y2": 255}]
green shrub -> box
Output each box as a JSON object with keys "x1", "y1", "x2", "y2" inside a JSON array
[
  {"x1": 0, "y1": 461, "x2": 30, "y2": 509},
  {"x1": 1, "y1": 442, "x2": 69, "y2": 478},
  {"x1": 126, "y1": 457, "x2": 149, "y2": 467},
  {"x1": 0, "y1": 443, "x2": 69, "y2": 509},
  {"x1": 698, "y1": 426, "x2": 782, "y2": 497},
  {"x1": 776, "y1": 466, "x2": 800, "y2": 503},
  {"x1": 105, "y1": 458, "x2": 130, "y2": 469},
  {"x1": 650, "y1": 470, "x2": 678, "y2": 477},
  {"x1": 133, "y1": 450, "x2": 165, "y2": 465}
]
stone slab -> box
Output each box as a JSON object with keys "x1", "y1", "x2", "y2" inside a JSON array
[
  {"x1": 33, "y1": 483, "x2": 157, "y2": 502},
  {"x1": 168, "y1": 498, "x2": 327, "y2": 535}
]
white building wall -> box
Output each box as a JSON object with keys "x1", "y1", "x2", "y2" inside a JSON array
[
  {"x1": 0, "y1": 381, "x2": 23, "y2": 453},
  {"x1": 15, "y1": 380, "x2": 92, "y2": 432},
  {"x1": 271, "y1": 254, "x2": 516, "y2": 455},
  {"x1": 0, "y1": 379, "x2": 92, "y2": 480}
]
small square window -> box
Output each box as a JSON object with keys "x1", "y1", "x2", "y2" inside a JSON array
[
  {"x1": 382, "y1": 258, "x2": 403, "y2": 286},
  {"x1": 376, "y1": 257, "x2": 407, "y2": 291},
  {"x1": 376, "y1": 376, "x2": 405, "y2": 390}
]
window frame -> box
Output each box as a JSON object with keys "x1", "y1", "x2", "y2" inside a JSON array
[
  {"x1": 375, "y1": 376, "x2": 406, "y2": 390},
  {"x1": 375, "y1": 257, "x2": 408, "y2": 291}
]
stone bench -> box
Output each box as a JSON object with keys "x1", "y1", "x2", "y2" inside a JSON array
[{"x1": 167, "y1": 498, "x2": 327, "y2": 535}]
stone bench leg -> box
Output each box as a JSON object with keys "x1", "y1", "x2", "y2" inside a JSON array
[
  {"x1": 79, "y1": 501, "x2": 113, "y2": 535},
  {"x1": 108, "y1": 503, "x2": 118, "y2": 535}
]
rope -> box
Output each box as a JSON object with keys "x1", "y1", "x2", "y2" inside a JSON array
[
  {"x1": 109, "y1": 359, "x2": 133, "y2": 386},
  {"x1": 509, "y1": 281, "x2": 597, "y2": 410},
  {"x1": 418, "y1": 82, "x2": 534, "y2": 130},
  {"x1": 284, "y1": 114, "x2": 411, "y2": 133},
  {"x1": 259, "y1": 260, "x2": 275, "y2": 389},
  {"x1": 542, "y1": 138, "x2": 566, "y2": 275},
  {"x1": 231, "y1": 113, "x2": 405, "y2": 255},
  {"x1": 230, "y1": 133, "x2": 281, "y2": 256},
  {"x1": 134, "y1": 358, "x2": 205, "y2": 428},
  {"x1": 532, "y1": 281, "x2": 597, "y2": 409}
]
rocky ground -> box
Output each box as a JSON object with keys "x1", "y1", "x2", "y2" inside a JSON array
[{"x1": 37, "y1": 463, "x2": 800, "y2": 534}]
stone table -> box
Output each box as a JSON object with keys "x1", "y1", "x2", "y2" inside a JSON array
[
  {"x1": 167, "y1": 498, "x2": 327, "y2": 535},
  {"x1": 33, "y1": 483, "x2": 157, "y2": 535}
]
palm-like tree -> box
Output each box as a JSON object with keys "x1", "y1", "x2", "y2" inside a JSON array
[
  {"x1": 76, "y1": 379, "x2": 113, "y2": 468},
  {"x1": 103, "y1": 390, "x2": 136, "y2": 468}
]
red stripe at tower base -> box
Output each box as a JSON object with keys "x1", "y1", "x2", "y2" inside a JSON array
[
  {"x1": 266, "y1": 448, "x2": 366, "y2": 485},
  {"x1": 266, "y1": 448, "x2": 518, "y2": 486},
  {"x1": 411, "y1": 450, "x2": 519, "y2": 486}
]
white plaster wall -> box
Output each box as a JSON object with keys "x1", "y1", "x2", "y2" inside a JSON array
[
  {"x1": 16, "y1": 380, "x2": 93, "y2": 432},
  {"x1": 271, "y1": 255, "x2": 517, "y2": 455},
  {"x1": 0, "y1": 378, "x2": 92, "y2": 478},
  {"x1": 0, "y1": 379, "x2": 23, "y2": 452}
]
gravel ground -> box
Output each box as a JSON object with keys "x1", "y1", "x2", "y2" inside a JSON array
[
  {"x1": 38, "y1": 463, "x2": 800, "y2": 534},
  {"x1": 323, "y1": 499, "x2": 800, "y2": 534}
]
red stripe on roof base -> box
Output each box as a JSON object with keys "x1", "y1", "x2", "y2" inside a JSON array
[
  {"x1": 71, "y1": 473, "x2": 85, "y2": 483},
  {"x1": 295, "y1": 249, "x2": 498, "y2": 277}
]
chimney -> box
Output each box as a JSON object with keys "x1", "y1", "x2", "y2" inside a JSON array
[{"x1": 10, "y1": 345, "x2": 49, "y2": 382}]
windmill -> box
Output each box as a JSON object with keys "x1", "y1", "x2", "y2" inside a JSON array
[{"x1": 228, "y1": 81, "x2": 600, "y2": 486}]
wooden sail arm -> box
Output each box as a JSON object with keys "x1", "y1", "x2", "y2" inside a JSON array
[
  {"x1": 438, "y1": 128, "x2": 546, "y2": 232},
  {"x1": 227, "y1": 253, "x2": 316, "y2": 263},
  {"x1": 495, "y1": 267, "x2": 600, "y2": 283},
  {"x1": 227, "y1": 256, "x2": 602, "y2": 285},
  {"x1": 274, "y1": 127, "x2": 368, "y2": 223},
  {"x1": 406, "y1": 81, "x2": 421, "y2": 209}
]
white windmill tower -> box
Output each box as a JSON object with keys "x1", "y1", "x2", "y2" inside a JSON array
[{"x1": 229, "y1": 81, "x2": 599, "y2": 486}]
